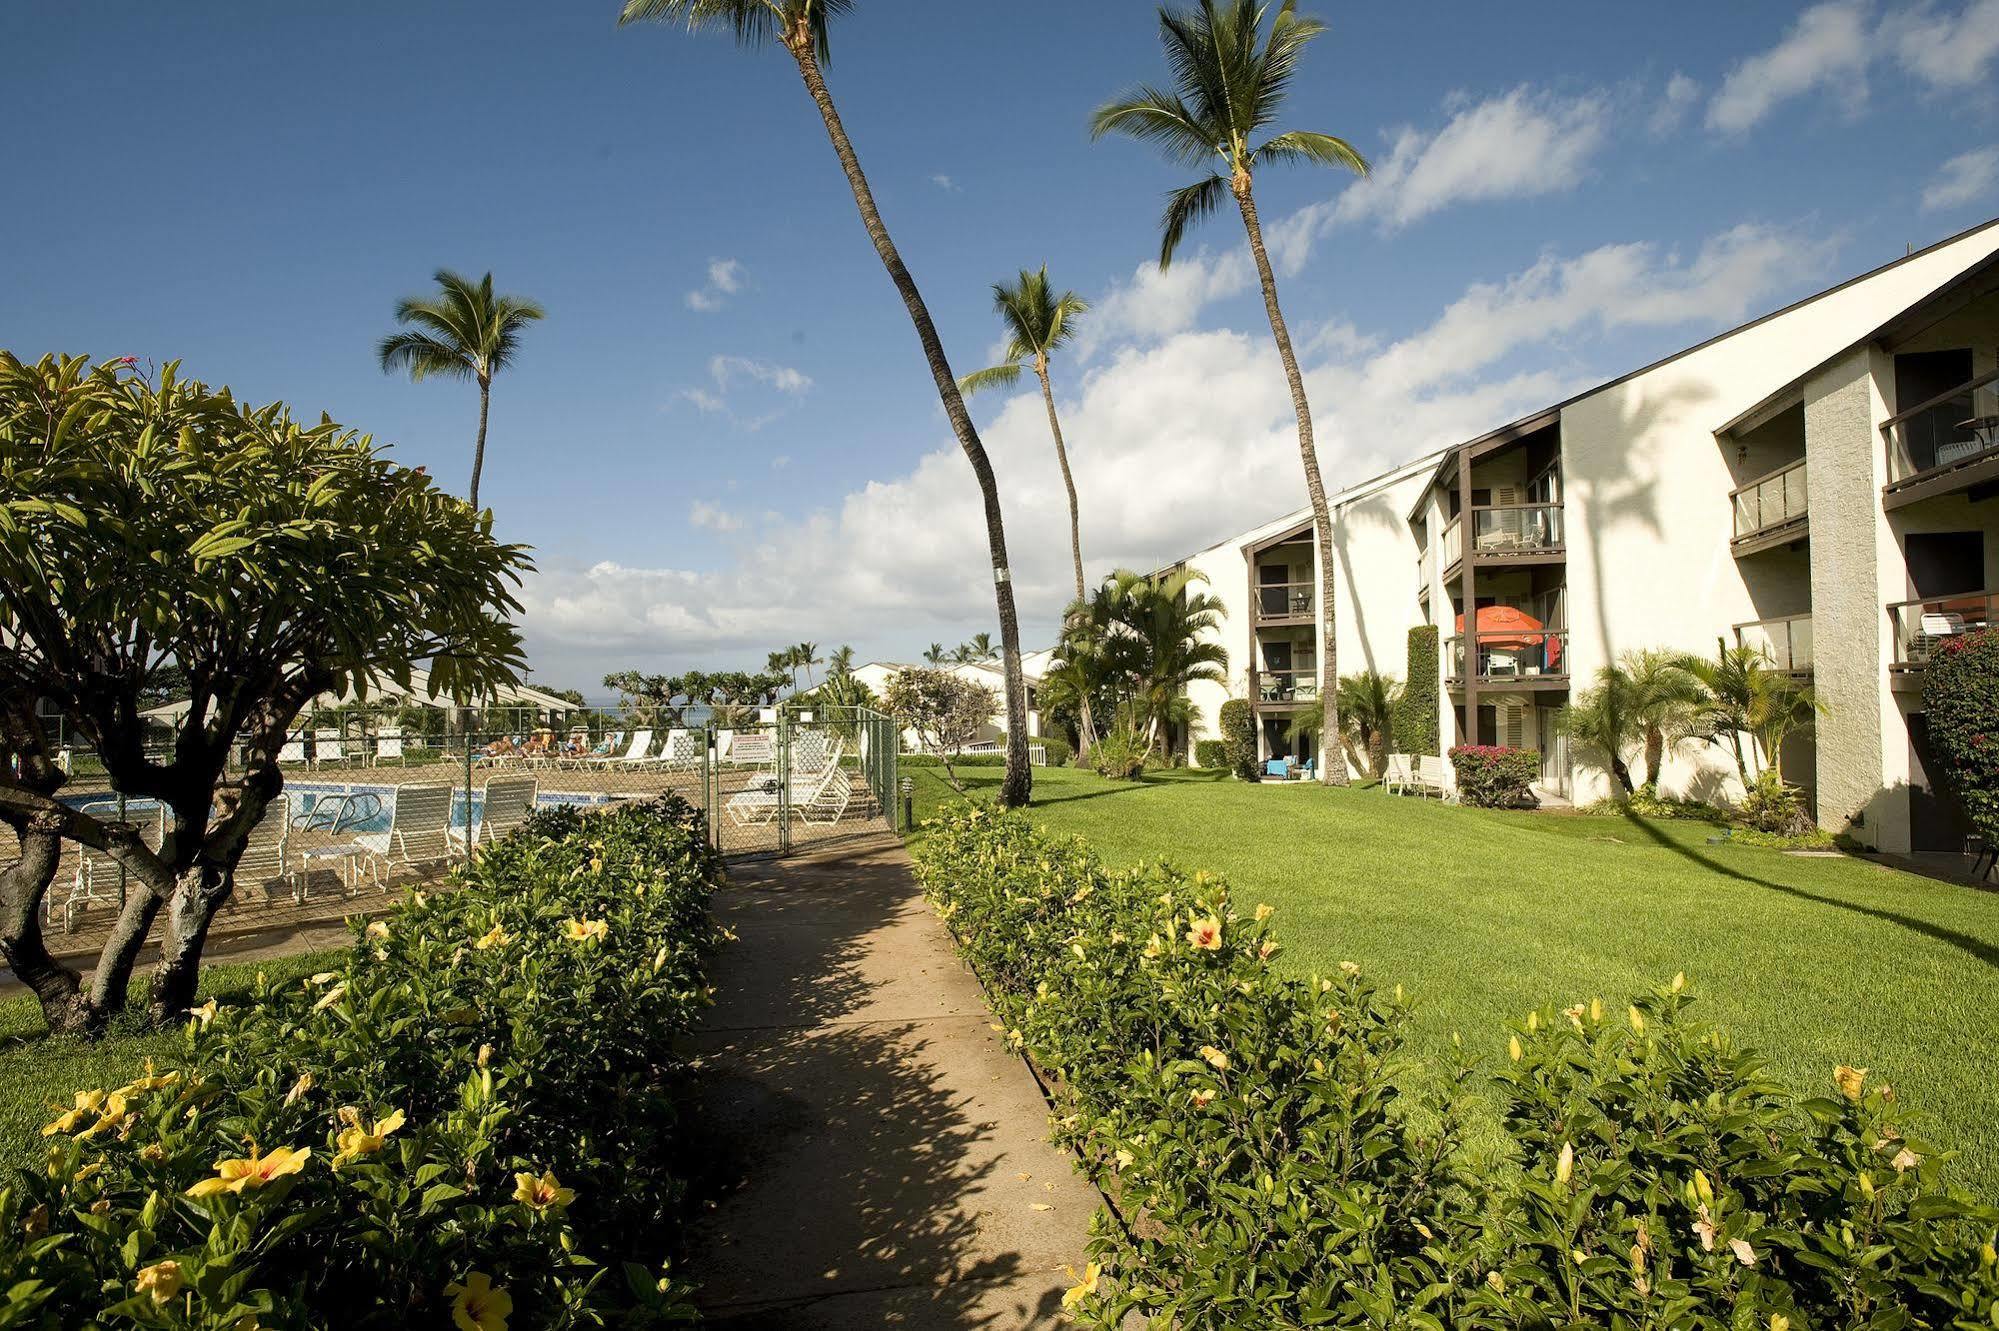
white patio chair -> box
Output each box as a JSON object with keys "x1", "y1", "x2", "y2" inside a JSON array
[
  {"x1": 313, "y1": 728, "x2": 346, "y2": 769},
  {"x1": 53, "y1": 800, "x2": 165, "y2": 931},
  {"x1": 451, "y1": 775, "x2": 538, "y2": 852},
  {"x1": 235, "y1": 800, "x2": 300, "y2": 902},
  {"x1": 796, "y1": 767, "x2": 853, "y2": 825},
  {"x1": 373, "y1": 726, "x2": 405, "y2": 767},
  {"x1": 593, "y1": 728, "x2": 656, "y2": 769},
  {"x1": 1415, "y1": 755, "x2": 1456, "y2": 801},
  {"x1": 350, "y1": 783, "x2": 456, "y2": 887},
  {"x1": 1383, "y1": 753, "x2": 1414, "y2": 795},
  {"x1": 657, "y1": 729, "x2": 704, "y2": 772},
  {"x1": 726, "y1": 764, "x2": 840, "y2": 827},
  {"x1": 278, "y1": 733, "x2": 307, "y2": 765}
]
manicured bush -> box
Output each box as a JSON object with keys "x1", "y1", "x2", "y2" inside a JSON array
[
  {"x1": 1035, "y1": 735, "x2": 1074, "y2": 768},
  {"x1": 914, "y1": 805, "x2": 1999, "y2": 1330},
  {"x1": 1218, "y1": 698, "x2": 1258, "y2": 781},
  {"x1": 0, "y1": 796, "x2": 726, "y2": 1328},
  {"x1": 1193, "y1": 739, "x2": 1227, "y2": 769},
  {"x1": 1922, "y1": 627, "x2": 1999, "y2": 845},
  {"x1": 1449, "y1": 744, "x2": 1540, "y2": 808},
  {"x1": 1395, "y1": 625, "x2": 1441, "y2": 755}
]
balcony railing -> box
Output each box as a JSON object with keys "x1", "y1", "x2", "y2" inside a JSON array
[
  {"x1": 1889, "y1": 590, "x2": 1998, "y2": 668},
  {"x1": 1446, "y1": 630, "x2": 1569, "y2": 682},
  {"x1": 1254, "y1": 581, "x2": 1314, "y2": 620},
  {"x1": 1251, "y1": 668, "x2": 1319, "y2": 703},
  {"x1": 1734, "y1": 613, "x2": 1813, "y2": 675},
  {"x1": 1418, "y1": 544, "x2": 1435, "y2": 593},
  {"x1": 1439, "y1": 517, "x2": 1462, "y2": 571},
  {"x1": 1730, "y1": 458, "x2": 1808, "y2": 543},
  {"x1": 1470, "y1": 503, "x2": 1564, "y2": 555},
  {"x1": 1884, "y1": 367, "x2": 1999, "y2": 488}
]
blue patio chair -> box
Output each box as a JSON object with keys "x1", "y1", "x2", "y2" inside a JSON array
[{"x1": 1265, "y1": 758, "x2": 1290, "y2": 778}]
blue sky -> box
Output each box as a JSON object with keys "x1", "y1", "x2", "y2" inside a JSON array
[{"x1": 7, "y1": 1, "x2": 1999, "y2": 696}]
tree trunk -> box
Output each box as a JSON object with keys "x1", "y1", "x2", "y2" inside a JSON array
[
  {"x1": 1036, "y1": 359, "x2": 1096, "y2": 764},
  {"x1": 148, "y1": 861, "x2": 233, "y2": 1022},
  {"x1": 0, "y1": 820, "x2": 90, "y2": 1034},
  {"x1": 1235, "y1": 181, "x2": 1345, "y2": 786},
  {"x1": 789, "y1": 38, "x2": 1031, "y2": 807},
  {"x1": 469, "y1": 377, "x2": 491, "y2": 512},
  {"x1": 1611, "y1": 754, "x2": 1635, "y2": 797},
  {"x1": 1644, "y1": 726, "x2": 1664, "y2": 791}
]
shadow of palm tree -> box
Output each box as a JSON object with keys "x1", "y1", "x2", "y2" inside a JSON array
[{"x1": 1618, "y1": 811, "x2": 1999, "y2": 971}]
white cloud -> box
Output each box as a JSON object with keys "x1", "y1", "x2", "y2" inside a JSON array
[
  {"x1": 1707, "y1": 1, "x2": 1871, "y2": 133},
  {"x1": 521, "y1": 221, "x2": 1830, "y2": 679},
  {"x1": 1077, "y1": 249, "x2": 1253, "y2": 357},
  {"x1": 679, "y1": 387, "x2": 725, "y2": 414},
  {"x1": 1922, "y1": 145, "x2": 1999, "y2": 209},
  {"x1": 685, "y1": 258, "x2": 746, "y2": 312},
  {"x1": 1331, "y1": 86, "x2": 1611, "y2": 231},
  {"x1": 930, "y1": 174, "x2": 962, "y2": 193},
  {"x1": 1884, "y1": 0, "x2": 1999, "y2": 87},
  {"x1": 688, "y1": 500, "x2": 744, "y2": 533},
  {"x1": 709, "y1": 355, "x2": 812, "y2": 396},
  {"x1": 1649, "y1": 73, "x2": 1702, "y2": 136}
]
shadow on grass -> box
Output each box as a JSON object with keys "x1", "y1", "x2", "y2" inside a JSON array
[{"x1": 1619, "y1": 812, "x2": 1999, "y2": 973}]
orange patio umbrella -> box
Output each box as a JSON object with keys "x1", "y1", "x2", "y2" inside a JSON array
[{"x1": 1455, "y1": 605, "x2": 1561, "y2": 667}]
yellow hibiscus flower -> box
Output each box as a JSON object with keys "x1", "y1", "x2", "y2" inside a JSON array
[
  {"x1": 446, "y1": 1272, "x2": 512, "y2": 1331},
  {"x1": 562, "y1": 918, "x2": 609, "y2": 945},
  {"x1": 1184, "y1": 915, "x2": 1223, "y2": 951},
  {"x1": 1197, "y1": 1046, "x2": 1230, "y2": 1071},
  {"x1": 42, "y1": 1089, "x2": 107, "y2": 1137},
  {"x1": 474, "y1": 922, "x2": 509, "y2": 951},
  {"x1": 512, "y1": 1168, "x2": 576, "y2": 1213},
  {"x1": 1060, "y1": 1261, "x2": 1102, "y2": 1311},
  {"x1": 185, "y1": 1144, "x2": 312, "y2": 1198},
  {"x1": 1834, "y1": 1065, "x2": 1868, "y2": 1101},
  {"x1": 135, "y1": 1259, "x2": 184, "y2": 1304},
  {"x1": 334, "y1": 1107, "x2": 407, "y2": 1166}
]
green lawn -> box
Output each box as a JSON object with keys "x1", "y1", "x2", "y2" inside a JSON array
[
  {"x1": 0, "y1": 949, "x2": 340, "y2": 1173},
  {"x1": 909, "y1": 764, "x2": 1999, "y2": 1190}
]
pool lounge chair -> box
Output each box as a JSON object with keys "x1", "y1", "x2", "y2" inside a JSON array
[
  {"x1": 372, "y1": 727, "x2": 405, "y2": 767},
  {"x1": 350, "y1": 783, "x2": 456, "y2": 887},
  {"x1": 235, "y1": 800, "x2": 300, "y2": 903},
  {"x1": 588, "y1": 728, "x2": 655, "y2": 770},
  {"x1": 797, "y1": 767, "x2": 853, "y2": 825},
  {"x1": 656, "y1": 729, "x2": 704, "y2": 773},
  {"x1": 313, "y1": 729, "x2": 346, "y2": 769},
  {"x1": 1383, "y1": 753, "x2": 1415, "y2": 795},
  {"x1": 52, "y1": 800, "x2": 166, "y2": 931},
  {"x1": 451, "y1": 775, "x2": 537, "y2": 853},
  {"x1": 726, "y1": 764, "x2": 841, "y2": 827}
]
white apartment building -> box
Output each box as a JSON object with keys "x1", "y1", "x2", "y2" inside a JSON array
[{"x1": 1175, "y1": 216, "x2": 1999, "y2": 855}]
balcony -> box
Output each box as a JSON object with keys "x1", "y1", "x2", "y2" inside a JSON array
[
  {"x1": 1441, "y1": 504, "x2": 1564, "y2": 576},
  {"x1": 1889, "y1": 590, "x2": 1997, "y2": 679},
  {"x1": 1734, "y1": 613, "x2": 1813, "y2": 677},
  {"x1": 1729, "y1": 458, "x2": 1809, "y2": 556},
  {"x1": 1254, "y1": 581, "x2": 1314, "y2": 622},
  {"x1": 1446, "y1": 630, "x2": 1569, "y2": 688},
  {"x1": 1417, "y1": 544, "x2": 1435, "y2": 599},
  {"x1": 1251, "y1": 668, "x2": 1319, "y2": 705},
  {"x1": 1882, "y1": 367, "x2": 1999, "y2": 509}
]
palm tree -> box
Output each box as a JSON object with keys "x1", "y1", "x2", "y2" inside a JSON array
[
  {"x1": 377, "y1": 269, "x2": 545, "y2": 512},
  {"x1": 622, "y1": 0, "x2": 1034, "y2": 808},
  {"x1": 923, "y1": 643, "x2": 948, "y2": 666},
  {"x1": 1078, "y1": 568, "x2": 1230, "y2": 758},
  {"x1": 1681, "y1": 640, "x2": 1822, "y2": 786},
  {"x1": 1093, "y1": 0, "x2": 1367, "y2": 785},
  {"x1": 965, "y1": 631, "x2": 997, "y2": 661},
  {"x1": 1623, "y1": 649, "x2": 1707, "y2": 790},
  {"x1": 961, "y1": 268, "x2": 1096, "y2": 761},
  {"x1": 766, "y1": 648, "x2": 795, "y2": 690},
  {"x1": 827, "y1": 644, "x2": 856, "y2": 678},
  {"x1": 796, "y1": 641, "x2": 823, "y2": 688},
  {"x1": 1559, "y1": 664, "x2": 1642, "y2": 798}
]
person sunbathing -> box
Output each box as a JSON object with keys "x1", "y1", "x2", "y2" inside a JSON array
[{"x1": 479, "y1": 736, "x2": 519, "y2": 760}]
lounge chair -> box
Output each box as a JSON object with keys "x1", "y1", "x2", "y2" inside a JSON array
[
  {"x1": 791, "y1": 729, "x2": 832, "y2": 775},
  {"x1": 451, "y1": 775, "x2": 537, "y2": 852},
  {"x1": 796, "y1": 767, "x2": 853, "y2": 825},
  {"x1": 373, "y1": 726, "x2": 405, "y2": 767},
  {"x1": 588, "y1": 728, "x2": 655, "y2": 770},
  {"x1": 313, "y1": 728, "x2": 346, "y2": 769},
  {"x1": 1383, "y1": 753, "x2": 1415, "y2": 795},
  {"x1": 726, "y1": 764, "x2": 841, "y2": 827},
  {"x1": 235, "y1": 800, "x2": 300, "y2": 903},
  {"x1": 278, "y1": 732, "x2": 308, "y2": 765},
  {"x1": 558, "y1": 731, "x2": 622, "y2": 770},
  {"x1": 656, "y1": 729, "x2": 704, "y2": 773},
  {"x1": 1415, "y1": 755, "x2": 1456, "y2": 801},
  {"x1": 52, "y1": 799, "x2": 165, "y2": 931},
  {"x1": 350, "y1": 783, "x2": 456, "y2": 887}
]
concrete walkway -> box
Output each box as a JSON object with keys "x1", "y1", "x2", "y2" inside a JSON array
[{"x1": 678, "y1": 834, "x2": 1095, "y2": 1328}]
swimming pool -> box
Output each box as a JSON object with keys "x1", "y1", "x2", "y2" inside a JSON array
[{"x1": 59, "y1": 784, "x2": 613, "y2": 837}]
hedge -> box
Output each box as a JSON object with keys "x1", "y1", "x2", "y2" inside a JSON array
[
  {"x1": 1218, "y1": 699, "x2": 1257, "y2": 781},
  {"x1": 2, "y1": 795, "x2": 726, "y2": 1328},
  {"x1": 1922, "y1": 627, "x2": 1999, "y2": 846},
  {"x1": 1395, "y1": 625, "x2": 1441, "y2": 755},
  {"x1": 1449, "y1": 744, "x2": 1540, "y2": 808},
  {"x1": 914, "y1": 805, "x2": 1999, "y2": 1330},
  {"x1": 1193, "y1": 739, "x2": 1227, "y2": 769}
]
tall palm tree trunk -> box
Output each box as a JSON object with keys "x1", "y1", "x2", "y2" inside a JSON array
[
  {"x1": 470, "y1": 377, "x2": 491, "y2": 511},
  {"x1": 1036, "y1": 358, "x2": 1095, "y2": 763},
  {"x1": 1234, "y1": 180, "x2": 1344, "y2": 785},
  {"x1": 787, "y1": 34, "x2": 1031, "y2": 806}
]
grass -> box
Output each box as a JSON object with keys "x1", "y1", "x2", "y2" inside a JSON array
[
  {"x1": 910, "y1": 763, "x2": 1999, "y2": 1190},
  {"x1": 0, "y1": 949, "x2": 341, "y2": 1172}
]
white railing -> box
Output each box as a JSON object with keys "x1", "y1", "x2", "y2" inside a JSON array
[
  {"x1": 1730, "y1": 459, "x2": 1809, "y2": 540},
  {"x1": 954, "y1": 741, "x2": 1049, "y2": 766}
]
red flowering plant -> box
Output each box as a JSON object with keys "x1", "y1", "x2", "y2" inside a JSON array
[{"x1": 1449, "y1": 745, "x2": 1542, "y2": 808}]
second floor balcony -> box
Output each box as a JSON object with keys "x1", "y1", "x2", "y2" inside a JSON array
[
  {"x1": 1447, "y1": 629, "x2": 1569, "y2": 687},
  {"x1": 1254, "y1": 581, "x2": 1314, "y2": 621},
  {"x1": 1883, "y1": 367, "x2": 1999, "y2": 508},
  {"x1": 1889, "y1": 589, "x2": 1997, "y2": 677},
  {"x1": 1734, "y1": 612, "x2": 1813, "y2": 676},
  {"x1": 1730, "y1": 458, "x2": 1809, "y2": 556},
  {"x1": 1251, "y1": 668, "x2": 1319, "y2": 705},
  {"x1": 1438, "y1": 504, "x2": 1565, "y2": 577}
]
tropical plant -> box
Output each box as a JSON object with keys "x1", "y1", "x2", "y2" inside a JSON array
[
  {"x1": 1559, "y1": 663, "x2": 1642, "y2": 798},
  {"x1": 1089, "y1": 713, "x2": 1152, "y2": 781},
  {"x1": 1681, "y1": 639, "x2": 1822, "y2": 787},
  {"x1": 376, "y1": 269, "x2": 544, "y2": 512},
  {"x1": 1034, "y1": 650, "x2": 1114, "y2": 766},
  {"x1": 795, "y1": 640, "x2": 823, "y2": 688},
  {"x1": 1071, "y1": 569, "x2": 1229, "y2": 758},
  {"x1": 882, "y1": 667, "x2": 998, "y2": 792},
  {"x1": 622, "y1": 0, "x2": 1034, "y2": 808},
  {"x1": 1218, "y1": 698, "x2": 1259, "y2": 780},
  {"x1": 923, "y1": 642, "x2": 949, "y2": 665},
  {"x1": 1094, "y1": 0, "x2": 1368, "y2": 783},
  {"x1": 1623, "y1": 648, "x2": 1707, "y2": 789},
  {"x1": 1920, "y1": 628, "x2": 1999, "y2": 847},
  {"x1": 1289, "y1": 671, "x2": 1401, "y2": 778},
  {"x1": 826, "y1": 643, "x2": 856, "y2": 678},
  {"x1": 1395, "y1": 626, "x2": 1441, "y2": 756},
  {"x1": 0, "y1": 354, "x2": 529, "y2": 1034}
]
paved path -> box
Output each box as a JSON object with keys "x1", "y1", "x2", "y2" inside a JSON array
[{"x1": 678, "y1": 834, "x2": 1095, "y2": 1328}]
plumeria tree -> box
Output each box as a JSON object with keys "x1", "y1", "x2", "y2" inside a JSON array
[
  {"x1": 620, "y1": 0, "x2": 1034, "y2": 807},
  {"x1": 0, "y1": 354, "x2": 530, "y2": 1032},
  {"x1": 1094, "y1": 0, "x2": 1368, "y2": 783}
]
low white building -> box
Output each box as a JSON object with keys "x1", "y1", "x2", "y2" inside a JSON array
[
  {"x1": 852, "y1": 653, "x2": 1049, "y2": 753},
  {"x1": 1173, "y1": 215, "x2": 1999, "y2": 855}
]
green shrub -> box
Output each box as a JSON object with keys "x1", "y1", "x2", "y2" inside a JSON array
[
  {"x1": 1449, "y1": 744, "x2": 1540, "y2": 808},
  {"x1": 1193, "y1": 739, "x2": 1227, "y2": 769},
  {"x1": 1036, "y1": 735, "x2": 1074, "y2": 768},
  {"x1": 1090, "y1": 725, "x2": 1149, "y2": 781},
  {"x1": 1395, "y1": 626, "x2": 1441, "y2": 755},
  {"x1": 1218, "y1": 698, "x2": 1258, "y2": 781},
  {"x1": 0, "y1": 796, "x2": 726, "y2": 1327},
  {"x1": 913, "y1": 806, "x2": 1999, "y2": 1329},
  {"x1": 1742, "y1": 766, "x2": 1814, "y2": 836},
  {"x1": 1923, "y1": 627, "x2": 1999, "y2": 845}
]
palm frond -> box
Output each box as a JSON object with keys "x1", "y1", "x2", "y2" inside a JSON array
[
  {"x1": 618, "y1": 0, "x2": 849, "y2": 62},
  {"x1": 1159, "y1": 173, "x2": 1229, "y2": 269},
  {"x1": 377, "y1": 332, "x2": 474, "y2": 382},
  {"x1": 1254, "y1": 0, "x2": 1326, "y2": 131},
  {"x1": 1090, "y1": 85, "x2": 1216, "y2": 166},
  {"x1": 1253, "y1": 129, "x2": 1368, "y2": 176},
  {"x1": 958, "y1": 362, "x2": 1026, "y2": 396},
  {"x1": 1043, "y1": 291, "x2": 1090, "y2": 353}
]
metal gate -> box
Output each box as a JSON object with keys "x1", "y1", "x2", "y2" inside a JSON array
[{"x1": 703, "y1": 706, "x2": 900, "y2": 859}]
